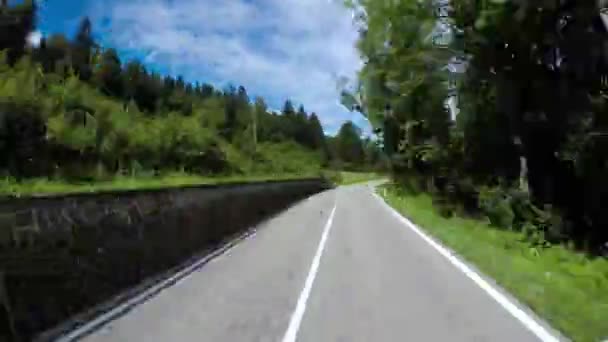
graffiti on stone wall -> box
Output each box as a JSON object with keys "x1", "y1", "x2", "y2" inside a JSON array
[{"x1": 0, "y1": 191, "x2": 184, "y2": 250}]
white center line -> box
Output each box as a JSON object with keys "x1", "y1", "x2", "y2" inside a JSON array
[{"x1": 282, "y1": 203, "x2": 337, "y2": 342}]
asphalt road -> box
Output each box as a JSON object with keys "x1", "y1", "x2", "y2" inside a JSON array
[{"x1": 80, "y1": 184, "x2": 565, "y2": 342}]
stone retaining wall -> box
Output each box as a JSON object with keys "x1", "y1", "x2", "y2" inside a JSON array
[{"x1": 0, "y1": 178, "x2": 331, "y2": 341}]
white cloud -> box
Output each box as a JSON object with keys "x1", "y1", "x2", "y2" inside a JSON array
[
  {"x1": 26, "y1": 30, "x2": 42, "y2": 48},
  {"x1": 91, "y1": 0, "x2": 368, "y2": 135}
]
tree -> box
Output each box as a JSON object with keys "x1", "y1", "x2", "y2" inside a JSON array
[
  {"x1": 346, "y1": 0, "x2": 608, "y2": 249},
  {"x1": 294, "y1": 104, "x2": 310, "y2": 146},
  {"x1": 308, "y1": 113, "x2": 326, "y2": 150},
  {"x1": 296, "y1": 105, "x2": 307, "y2": 119},
  {"x1": 137, "y1": 71, "x2": 164, "y2": 113},
  {"x1": 0, "y1": 0, "x2": 36, "y2": 64},
  {"x1": 123, "y1": 60, "x2": 143, "y2": 103},
  {"x1": 236, "y1": 86, "x2": 249, "y2": 107},
  {"x1": 308, "y1": 112, "x2": 329, "y2": 163},
  {"x1": 335, "y1": 121, "x2": 364, "y2": 165},
  {"x1": 43, "y1": 33, "x2": 71, "y2": 75},
  {"x1": 222, "y1": 85, "x2": 238, "y2": 140},
  {"x1": 279, "y1": 99, "x2": 297, "y2": 139},
  {"x1": 252, "y1": 96, "x2": 268, "y2": 148},
  {"x1": 236, "y1": 85, "x2": 251, "y2": 126},
  {"x1": 175, "y1": 75, "x2": 185, "y2": 91},
  {"x1": 72, "y1": 17, "x2": 95, "y2": 81},
  {"x1": 451, "y1": 0, "x2": 608, "y2": 246},
  {"x1": 341, "y1": 0, "x2": 451, "y2": 177},
  {"x1": 363, "y1": 136, "x2": 383, "y2": 170},
  {"x1": 282, "y1": 99, "x2": 295, "y2": 118},
  {"x1": 94, "y1": 48, "x2": 123, "y2": 97},
  {"x1": 163, "y1": 75, "x2": 175, "y2": 93},
  {"x1": 0, "y1": 101, "x2": 48, "y2": 178},
  {"x1": 200, "y1": 83, "x2": 214, "y2": 98}
]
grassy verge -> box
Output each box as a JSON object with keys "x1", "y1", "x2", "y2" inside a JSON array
[
  {"x1": 337, "y1": 171, "x2": 384, "y2": 185},
  {"x1": 379, "y1": 183, "x2": 608, "y2": 342},
  {"x1": 0, "y1": 172, "x2": 323, "y2": 197},
  {"x1": 0, "y1": 169, "x2": 384, "y2": 197}
]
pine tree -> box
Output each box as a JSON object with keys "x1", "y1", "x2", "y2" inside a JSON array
[
  {"x1": 72, "y1": 17, "x2": 95, "y2": 81},
  {"x1": 282, "y1": 99, "x2": 295, "y2": 117},
  {"x1": 308, "y1": 113, "x2": 326, "y2": 150},
  {"x1": 222, "y1": 85, "x2": 238, "y2": 140},
  {"x1": 335, "y1": 121, "x2": 364, "y2": 165},
  {"x1": 94, "y1": 48, "x2": 123, "y2": 97}
]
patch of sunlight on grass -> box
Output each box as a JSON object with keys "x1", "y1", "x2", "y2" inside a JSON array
[{"x1": 379, "y1": 183, "x2": 608, "y2": 342}]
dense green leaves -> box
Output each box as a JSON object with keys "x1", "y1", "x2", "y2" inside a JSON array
[
  {"x1": 347, "y1": 0, "x2": 608, "y2": 251},
  {"x1": 72, "y1": 17, "x2": 95, "y2": 81},
  {"x1": 94, "y1": 48, "x2": 123, "y2": 97},
  {"x1": 335, "y1": 121, "x2": 364, "y2": 164}
]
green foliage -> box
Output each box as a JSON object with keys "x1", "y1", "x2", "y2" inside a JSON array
[
  {"x1": 478, "y1": 186, "x2": 515, "y2": 229},
  {"x1": 347, "y1": 0, "x2": 608, "y2": 252},
  {"x1": 334, "y1": 121, "x2": 365, "y2": 164},
  {"x1": 336, "y1": 171, "x2": 382, "y2": 186},
  {"x1": 250, "y1": 142, "x2": 324, "y2": 175},
  {"x1": 340, "y1": 0, "x2": 449, "y2": 128},
  {"x1": 0, "y1": 172, "x2": 323, "y2": 196},
  {"x1": 94, "y1": 48, "x2": 123, "y2": 97},
  {"x1": 320, "y1": 170, "x2": 343, "y2": 185}
]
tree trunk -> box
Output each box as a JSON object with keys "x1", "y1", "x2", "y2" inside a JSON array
[
  {"x1": 519, "y1": 156, "x2": 529, "y2": 193},
  {"x1": 252, "y1": 110, "x2": 257, "y2": 151}
]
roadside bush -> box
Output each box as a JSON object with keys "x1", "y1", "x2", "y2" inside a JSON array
[
  {"x1": 452, "y1": 176, "x2": 479, "y2": 215},
  {"x1": 197, "y1": 141, "x2": 232, "y2": 174},
  {"x1": 320, "y1": 170, "x2": 342, "y2": 185},
  {"x1": 477, "y1": 184, "x2": 569, "y2": 249},
  {"x1": 0, "y1": 100, "x2": 50, "y2": 178},
  {"x1": 478, "y1": 186, "x2": 515, "y2": 229}
]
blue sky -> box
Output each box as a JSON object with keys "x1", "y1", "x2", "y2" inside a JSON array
[{"x1": 31, "y1": 0, "x2": 371, "y2": 135}]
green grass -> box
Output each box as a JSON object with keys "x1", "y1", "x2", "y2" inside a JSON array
[
  {"x1": 0, "y1": 171, "x2": 324, "y2": 197},
  {"x1": 337, "y1": 171, "x2": 384, "y2": 185},
  {"x1": 0, "y1": 167, "x2": 383, "y2": 197},
  {"x1": 379, "y1": 183, "x2": 608, "y2": 342}
]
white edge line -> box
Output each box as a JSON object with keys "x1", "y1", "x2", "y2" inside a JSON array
[
  {"x1": 56, "y1": 228, "x2": 258, "y2": 342},
  {"x1": 371, "y1": 192, "x2": 561, "y2": 342},
  {"x1": 282, "y1": 204, "x2": 336, "y2": 342}
]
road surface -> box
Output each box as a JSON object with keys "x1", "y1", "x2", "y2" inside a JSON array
[{"x1": 79, "y1": 184, "x2": 564, "y2": 342}]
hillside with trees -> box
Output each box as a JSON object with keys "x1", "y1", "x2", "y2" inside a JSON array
[{"x1": 0, "y1": 1, "x2": 382, "y2": 192}]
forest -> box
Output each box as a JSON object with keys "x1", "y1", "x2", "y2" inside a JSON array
[
  {"x1": 0, "y1": 0, "x2": 384, "y2": 193},
  {"x1": 342, "y1": 0, "x2": 608, "y2": 254}
]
